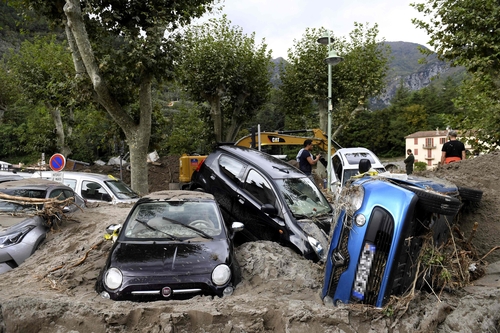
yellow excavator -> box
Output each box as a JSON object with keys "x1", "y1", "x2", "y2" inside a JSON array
[{"x1": 179, "y1": 128, "x2": 341, "y2": 184}]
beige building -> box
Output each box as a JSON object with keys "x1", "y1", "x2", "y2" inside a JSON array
[{"x1": 405, "y1": 129, "x2": 472, "y2": 170}]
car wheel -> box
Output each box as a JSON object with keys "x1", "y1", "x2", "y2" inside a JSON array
[
  {"x1": 457, "y1": 186, "x2": 483, "y2": 202},
  {"x1": 399, "y1": 184, "x2": 462, "y2": 215}
]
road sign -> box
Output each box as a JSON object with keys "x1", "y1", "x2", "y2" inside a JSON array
[{"x1": 49, "y1": 153, "x2": 66, "y2": 172}]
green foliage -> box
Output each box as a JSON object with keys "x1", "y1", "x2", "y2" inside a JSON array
[
  {"x1": 412, "y1": 0, "x2": 500, "y2": 74},
  {"x1": 177, "y1": 15, "x2": 273, "y2": 142},
  {"x1": 162, "y1": 102, "x2": 211, "y2": 155},
  {"x1": 280, "y1": 24, "x2": 391, "y2": 135},
  {"x1": 412, "y1": 0, "x2": 500, "y2": 150},
  {"x1": 414, "y1": 161, "x2": 427, "y2": 172}
]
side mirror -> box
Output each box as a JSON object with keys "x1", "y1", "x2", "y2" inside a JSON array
[
  {"x1": 261, "y1": 203, "x2": 278, "y2": 217},
  {"x1": 231, "y1": 222, "x2": 244, "y2": 233}
]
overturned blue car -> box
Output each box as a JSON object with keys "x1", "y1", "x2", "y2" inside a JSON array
[{"x1": 322, "y1": 160, "x2": 481, "y2": 307}]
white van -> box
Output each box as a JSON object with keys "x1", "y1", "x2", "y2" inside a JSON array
[{"x1": 31, "y1": 171, "x2": 140, "y2": 204}]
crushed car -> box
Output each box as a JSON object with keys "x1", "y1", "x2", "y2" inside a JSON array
[
  {"x1": 189, "y1": 145, "x2": 333, "y2": 262},
  {"x1": 95, "y1": 190, "x2": 244, "y2": 301},
  {"x1": 0, "y1": 178, "x2": 85, "y2": 274},
  {"x1": 322, "y1": 157, "x2": 483, "y2": 307}
]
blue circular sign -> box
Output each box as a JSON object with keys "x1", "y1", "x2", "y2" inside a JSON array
[{"x1": 49, "y1": 153, "x2": 66, "y2": 172}]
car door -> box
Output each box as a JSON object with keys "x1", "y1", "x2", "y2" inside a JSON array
[
  {"x1": 210, "y1": 154, "x2": 246, "y2": 225},
  {"x1": 233, "y1": 168, "x2": 285, "y2": 242}
]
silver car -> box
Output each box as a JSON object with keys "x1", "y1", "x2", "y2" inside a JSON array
[{"x1": 0, "y1": 179, "x2": 85, "y2": 274}]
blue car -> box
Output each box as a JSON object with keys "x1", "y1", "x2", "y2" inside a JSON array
[
  {"x1": 322, "y1": 177, "x2": 420, "y2": 307},
  {"x1": 321, "y1": 172, "x2": 482, "y2": 307}
]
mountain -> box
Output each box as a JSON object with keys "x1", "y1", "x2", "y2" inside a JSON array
[
  {"x1": 270, "y1": 42, "x2": 466, "y2": 110},
  {"x1": 370, "y1": 42, "x2": 466, "y2": 109}
]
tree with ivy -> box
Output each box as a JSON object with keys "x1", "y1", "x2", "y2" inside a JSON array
[
  {"x1": 279, "y1": 24, "x2": 390, "y2": 136},
  {"x1": 10, "y1": 0, "x2": 216, "y2": 195},
  {"x1": 412, "y1": 0, "x2": 500, "y2": 150},
  {"x1": 177, "y1": 16, "x2": 273, "y2": 143}
]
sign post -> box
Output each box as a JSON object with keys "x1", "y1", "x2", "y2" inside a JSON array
[{"x1": 49, "y1": 153, "x2": 66, "y2": 183}]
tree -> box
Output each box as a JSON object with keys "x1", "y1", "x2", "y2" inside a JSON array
[
  {"x1": 177, "y1": 16, "x2": 273, "y2": 142},
  {"x1": 412, "y1": 0, "x2": 500, "y2": 150},
  {"x1": 11, "y1": 0, "x2": 216, "y2": 195},
  {"x1": 5, "y1": 35, "x2": 80, "y2": 157},
  {"x1": 279, "y1": 24, "x2": 390, "y2": 136}
]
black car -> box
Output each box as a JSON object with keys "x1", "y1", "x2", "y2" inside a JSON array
[
  {"x1": 189, "y1": 145, "x2": 333, "y2": 262},
  {"x1": 96, "y1": 190, "x2": 243, "y2": 301}
]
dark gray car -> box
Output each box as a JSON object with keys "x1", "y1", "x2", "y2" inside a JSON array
[
  {"x1": 0, "y1": 179, "x2": 85, "y2": 274},
  {"x1": 189, "y1": 145, "x2": 333, "y2": 262}
]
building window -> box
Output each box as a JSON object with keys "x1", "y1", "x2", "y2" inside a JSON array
[
  {"x1": 414, "y1": 138, "x2": 418, "y2": 145},
  {"x1": 440, "y1": 137, "x2": 445, "y2": 144},
  {"x1": 427, "y1": 160, "x2": 432, "y2": 166},
  {"x1": 425, "y1": 138, "x2": 434, "y2": 147},
  {"x1": 427, "y1": 150, "x2": 432, "y2": 158},
  {"x1": 414, "y1": 149, "x2": 418, "y2": 155}
]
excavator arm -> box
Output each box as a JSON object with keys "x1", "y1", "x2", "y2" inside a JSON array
[{"x1": 234, "y1": 128, "x2": 341, "y2": 155}]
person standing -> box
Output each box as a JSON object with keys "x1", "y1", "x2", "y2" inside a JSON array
[
  {"x1": 298, "y1": 139, "x2": 320, "y2": 180},
  {"x1": 441, "y1": 130, "x2": 466, "y2": 165},
  {"x1": 404, "y1": 149, "x2": 414, "y2": 175}
]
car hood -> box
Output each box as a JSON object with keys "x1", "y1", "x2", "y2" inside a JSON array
[
  {"x1": 109, "y1": 240, "x2": 231, "y2": 277},
  {"x1": 0, "y1": 215, "x2": 44, "y2": 234}
]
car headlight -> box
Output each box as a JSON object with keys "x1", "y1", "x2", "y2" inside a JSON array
[
  {"x1": 212, "y1": 264, "x2": 231, "y2": 286},
  {"x1": 0, "y1": 226, "x2": 35, "y2": 249},
  {"x1": 307, "y1": 236, "x2": 325, "y2": 261},
  {"x1": 104, "y1": 267, "x2": 123, "y2": 290}
]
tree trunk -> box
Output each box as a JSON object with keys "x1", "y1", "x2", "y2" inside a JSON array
[
  {"x1": 47, "y1": 104, "x2": 72, "y2": 157},
  {"x1": 64, "y1": 0, "x2": 151, "y2": 195},
  {"x1": 206, "y1": 95, "x2": 222, "y2": 142},
  {"x1": 225, "y1": 91, "x2": 249, "y2": 142}
]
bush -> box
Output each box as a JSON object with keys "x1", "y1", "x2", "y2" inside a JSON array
[{"x1": 414, "y1": 161, "x2": 427, "y2": 172}]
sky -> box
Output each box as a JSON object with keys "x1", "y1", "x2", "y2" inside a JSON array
[{"x1": 201, "y1": 0, "x2": 431, "y2": 59}]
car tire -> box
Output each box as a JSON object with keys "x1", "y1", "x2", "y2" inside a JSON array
[
  {"x1": 458, "y1": 186, "x2": 483, "y2": 202},
  {"x1": 399, "y1": 184, "x2": 462, "y2": 215}
]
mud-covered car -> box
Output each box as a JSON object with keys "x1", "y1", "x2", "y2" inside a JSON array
[
  {"x1": 96, "y1": 190, "x2": 243, "y2": 301},
  {"x1": 190, "y1": 145, "x2": 333, "y2": 262},
  {"x1": 0, "y1": 179, "x2": 85, "y2": 274},
  {"x1": 321, "y1": 161, "x2": 482, "y2": 307}
]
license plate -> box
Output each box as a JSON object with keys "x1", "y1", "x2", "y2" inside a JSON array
[{"x1": 352, "y1": 242, "x2": 376, "y2": 300}]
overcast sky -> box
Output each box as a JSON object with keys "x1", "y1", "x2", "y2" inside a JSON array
[{"x1": 202, "y1": 0, "x2": 431, "y2": 59}]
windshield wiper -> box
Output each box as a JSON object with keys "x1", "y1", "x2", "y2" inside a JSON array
[
  {"x1": 135, "y1": 219, "x2": 182, "y2": 241},
  {"x1": 162, "y1": 217, "x2": 213, "y2": 239},
  {"x1": 272, "y1": 165, "x2": 289, "y2": 174}
]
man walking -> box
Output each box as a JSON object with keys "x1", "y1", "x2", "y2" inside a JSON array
[
  {"x1": 404, "y1": 149, "x2": 414, "y2": 175},
  {"x1": 441, "y1": 130, "x2": 466, "y2": 165}
]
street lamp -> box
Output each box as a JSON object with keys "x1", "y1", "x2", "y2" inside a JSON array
[{"x1": 317, "y1": 30, "x2": 343, "y2": 192}]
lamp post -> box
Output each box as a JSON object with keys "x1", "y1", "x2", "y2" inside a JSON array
[{"x1": 317, "y1": 30, "x2": 343, "y2": 192}]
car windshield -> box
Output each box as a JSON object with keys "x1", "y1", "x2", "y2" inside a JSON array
[
  {"x1": 0, "y1": 188, "x2": 46, "y2": 212},
  {"x1": 122, "y1": 201, "x2": 223, "y2": 240},
  {"x1": 275, "y1": 177, "x2": 332, "y2": 218},
  {"x1": 104, "y1": 180, "x2": 140, "y2": 199}
]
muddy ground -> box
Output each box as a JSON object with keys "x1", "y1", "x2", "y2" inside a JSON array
[{"x1": 0, "y1": 152, "x2": 499, "y2": 333}]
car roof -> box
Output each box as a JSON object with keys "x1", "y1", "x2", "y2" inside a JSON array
[
  {"x1": 32, "y1": 171, "x2": 121, "y2": 182},
  {"x1": 216, "y1": 145, "x2": 306, "y2": 179},
  {"x1": 335, "y1": 147, "x2": 386, "y2": 169},
  {"x1": 0, "y1": 178, "x2": 70, "y2": 190},
  {"x1": 144, "y1": 190, "x2": 216, "y2": 201}
]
